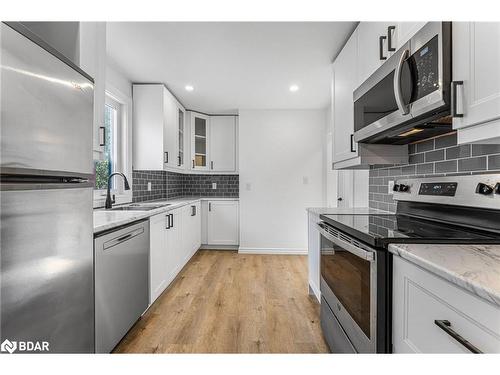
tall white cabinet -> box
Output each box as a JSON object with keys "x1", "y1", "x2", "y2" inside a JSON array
[
  {"x1": 452, "y1": 22, "x2": 500, "y2": 144},
  {"x1": 209, "y1": 116, "x2": 237, "y2": 172}
]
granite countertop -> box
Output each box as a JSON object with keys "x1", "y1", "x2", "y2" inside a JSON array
[
  {"x1": 307, "y1": 207, "x2": 391, "y2": 215},
  {"x1": 94, "y1": 196, "x2": 238, "y2": 234},
  {"x1": 389, "y1": 243, "x2": 500, "y2": 307}
]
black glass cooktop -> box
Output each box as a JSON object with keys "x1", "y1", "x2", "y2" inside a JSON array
[{"x1": 319, "y1": 213, "x2": 500, "y2": 248}]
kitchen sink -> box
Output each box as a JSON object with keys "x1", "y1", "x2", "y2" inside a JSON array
[{"x1": 109, "y1": 203, "x2": 171, "y2": 211}]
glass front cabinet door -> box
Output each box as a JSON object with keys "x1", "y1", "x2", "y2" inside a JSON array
[{"x1": 191, "y1": 113, "x2": 209, "y2": 170}]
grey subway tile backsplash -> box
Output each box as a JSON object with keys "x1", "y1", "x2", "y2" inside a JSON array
[
  {"x1": 368, "y1": 132, "x2": 500, "y2": 210},
  {"x1": 458, "y1": 156, "x2": 487, "y2": 172},
  {"x1": 132, "y1": 170, "x2": 239, "y2": 202}
]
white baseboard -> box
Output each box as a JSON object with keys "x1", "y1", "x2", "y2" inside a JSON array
[
  {"x1": 199, "y1": 244, "x2": 239, "y2": 250},
  {"x1": 238, "y1": 247, "x2": 307, "y2": 255}
]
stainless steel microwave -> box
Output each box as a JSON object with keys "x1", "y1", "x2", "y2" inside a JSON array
[{"x1": 353, "y1": 22, "x2": 452, "y2": 144}]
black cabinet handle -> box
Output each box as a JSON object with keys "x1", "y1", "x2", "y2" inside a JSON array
[
  {"x1": 164, "y1": 152, "x2": 169, "y2": 164},
  {"x1": 208, "y1": 202, "x2": 212, "y2": 212},
  {"x1": 192, "y1": 160, "x2": 195, "y2": 168},
  {"x1": 451, "y1": 81, "x2": 464, "y2": 118},
  {"x1": 210, "y1": 161, "x2": 214, "y2": 170},
  {"x1": 434, "y1": 320, "x2": 482, "y2": 354},
  {"x1": 99, "y1": 126, "x2": 106, "y2": 146},
  {"x1": 350, "y1": 134, "x2": 356, "y2": 153},
  {"x1": 379, "y1": 35, "x2": 387, "y2": 60},
  {"x1": 165, "y1": 214, "x2": 171, "y2": 229},
  {"x1": 169, "y1": 213, "x2": 173, "y2": 228},
  {"x1": 387, "y1": 26, "x2": 396, "y2": 52},
  {"x1": 337, "y1": 197, "x2": 343, "y2": 201},
  {"x1": 191, "y1": 205, "x2": 196, "y2": 216},
  {"x1": 178, "y1": 155, "x2": 181, "y2": 166}
]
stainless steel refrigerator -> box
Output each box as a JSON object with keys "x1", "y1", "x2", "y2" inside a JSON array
[{"x1": 1, "y1": 22, "x2": 94, "y2": 353}]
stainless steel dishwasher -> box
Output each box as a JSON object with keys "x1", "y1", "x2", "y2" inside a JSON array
[{"x1": 94, "y1": 219, "x2": 149, "y2": 353}]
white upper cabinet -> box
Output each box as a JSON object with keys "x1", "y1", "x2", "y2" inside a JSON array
[
  {"x1": 395, "y1": 22, "x2": 427, "y2": 49},
  {"x1": 133, "y1": 84, "x2": 185, "y2": 170},
  {"x1": 190, "y1": 112, "x2": 210, "y2": 171},
  {"x1": 356, "y1": 22, "x2": 395, "y2": 87},
  {"x1": 452, "y1": 22, "x2": 500, "y2": 144},
  {"x1": 79, "y1": 22, "x2": 106, "y2": 157},
  {"x1": 209, "y1": 116, "x2": 237, "y2": 172},
  {"x1": 333, "y1": 29, "x2": 358, "y2": 164}
]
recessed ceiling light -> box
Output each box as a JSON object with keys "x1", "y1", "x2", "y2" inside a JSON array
[
  {"x1": 185, "y1": 85, "x2": 194, "y2": 92},
  {"x1": 289, "y1": 84, "x2": 299, "y2": 92}
]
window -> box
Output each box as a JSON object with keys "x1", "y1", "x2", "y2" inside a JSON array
[
  {"x1": 94, "y1": 96, "x2": 120, "y2": 190},
  {"x1": 93, "y1": 91, "x2": 131, "y2": 207}
]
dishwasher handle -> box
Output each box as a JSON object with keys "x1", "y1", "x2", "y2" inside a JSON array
[{"x1": 103, "y1": 227, "x2": 145, "y2": 250}]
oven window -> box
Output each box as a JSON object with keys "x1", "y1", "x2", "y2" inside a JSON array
[{"x1": 320, "y1": 235, "x2": 371, "y2": 338}]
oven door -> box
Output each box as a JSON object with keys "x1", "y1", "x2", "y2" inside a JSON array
[{"x1": 318, "y1": 222, "x2": 377, "y2": 353}]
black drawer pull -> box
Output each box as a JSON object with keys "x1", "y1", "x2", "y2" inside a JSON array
[
  {"x1": 387, "y1": 25, "x2": 396, "y2": 52},
  {"x1": 434, "y1": 320, "x2": 482, "y2": 354}
]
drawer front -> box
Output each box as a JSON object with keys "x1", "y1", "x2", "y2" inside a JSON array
[{"x1": 393, "y1": 256, "x2": 500, "y2": 353}]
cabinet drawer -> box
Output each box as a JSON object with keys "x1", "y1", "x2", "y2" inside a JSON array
[{"x1": 393, "y1": 256, "x2": 500, "y2": 353}]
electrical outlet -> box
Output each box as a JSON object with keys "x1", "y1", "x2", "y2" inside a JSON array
[
  {"x1": 388, "y1": 180, "x2": 394, "y2": 195},
  {"x1": 212, "y1": 182, "x2": 217, "y2": 190},
  {"x1": 147, "y1": 182, "x2": 152, "y2": 191}
]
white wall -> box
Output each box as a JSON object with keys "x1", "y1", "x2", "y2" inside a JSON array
[
  {"x1": 325, "y1": 101, "x2": 339, "y2": 207},
  {"x1": 238, "y1": 109, "x2": 325, "y2": 254}
]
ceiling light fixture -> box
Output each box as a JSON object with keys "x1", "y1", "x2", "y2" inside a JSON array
[
  {"x1": 289, "y1": 84, "x2": 299, "y2": 92},
  {"x1": 185, "y1": 85, "x2": 194, "y2": 92}
]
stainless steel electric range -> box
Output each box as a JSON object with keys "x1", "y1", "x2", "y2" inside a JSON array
[{"x1": 318, "y1": 174, "x2": 500, "y2": 353}]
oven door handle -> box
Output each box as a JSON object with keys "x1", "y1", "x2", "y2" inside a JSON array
[
  {"x1": 317, "y1": 223, "x2": 375, "y2": 262},
  {"x1": 394, "y1": 48, "x2": 411, "y2": 116}
]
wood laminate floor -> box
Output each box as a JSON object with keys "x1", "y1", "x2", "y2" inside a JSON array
[{"x1": 114, "y1": 250, "x2": 328, "y2": 353}]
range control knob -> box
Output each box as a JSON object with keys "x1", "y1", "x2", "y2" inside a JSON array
[
  {"x1": 495, "y1": 183, "x2": 500, "y2": 194},
  {"x1": 399, "y1": 184, "x2": 410, "y2": 192},
  {"x1": 393, "y1": 184, "x2": 400, "y2": 192},
  {"x1": 476, "y1": 183, "x2": 494, "y2": 195}
]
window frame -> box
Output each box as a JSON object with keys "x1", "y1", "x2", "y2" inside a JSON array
[{"x1": 93, "y1": 86, "x2": 133, "y2": 208}]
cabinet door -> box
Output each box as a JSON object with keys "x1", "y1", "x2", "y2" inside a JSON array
[
  {"x1": 207, "y1": 200, "x2": 239, "y2": 245},
  {"x1": 133, "y1": 84, "x2": 165, "y2": 170},
  {"x1": 166, "y1": 209, "x2": 183, "y2": 275},
  {"x1": 396, "y1": 22, "x2": 426, "y2": 49},
  {"x1": 307, "y1": 212, "x2": 321, "y2": 302},
  {"x1": 453, "y1": 22, "x2": 500, "y2": 131},
  {"x1": 209, "y1": 116, "x2": 236, "y2": 172},
  {"x1": 357, "y1": 22, "x2": 393, "y2": 86},
  {"x1": 177, "y1": 107, "x2": 185, "y2": 168},
  {"x1": 191, "y1": 202, "x2": 202, "y2": 253},
  {"x1": 190, "y1": 113, "x2": 210, "y2": 170},
  {"x1": 163, "y1": 89, "x2": 179, "y2": 169},
  {"x1": 79, "y1": 22, "x2": 106, "y2": 156},
  {"x1": 333, "y1": 31, "x2": 358, "y2": 163},
  {"x1": 149, "y1": 213, "x2": 169, "y2": 304}
]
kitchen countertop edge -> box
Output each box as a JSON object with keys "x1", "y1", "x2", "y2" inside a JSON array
[
  {"x1": 389, "y1": 243, "x2": 500, "y2": 308},
  {"x1": 94, "y1": 197, "x2": 239, "y2": 234}
]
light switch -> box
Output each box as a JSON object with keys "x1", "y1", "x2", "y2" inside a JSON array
[
  {"x1": 246, "y1": 183, "x2": 252, "y2": 191},
  {"x1": 147, "y1": 182, "x2": 152, "y2": 191}
]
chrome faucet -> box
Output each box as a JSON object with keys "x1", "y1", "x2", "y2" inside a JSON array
[{"x1": 105, "y1": 172, "x2": 131, "y2": 209}]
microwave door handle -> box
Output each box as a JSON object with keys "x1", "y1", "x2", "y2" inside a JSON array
[
  {"x1": 394, "y1": 49, "x2": 411, "y2": 115},
  {"x1": 317, "y1": 223, "x2": 375, "y2": 262}
]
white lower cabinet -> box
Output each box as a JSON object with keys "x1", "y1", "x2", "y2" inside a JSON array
[
  {"x1": 307, "y1": 212, "x2": 321, "y2": 302},
  {"x1": 207, "y1": 200, "x2": 239, "y2": 246},
  {"x1": 149, "y1": 204, "x2": 200, "y2": 305},
  {"x1": 393, "y1": 256, "x2": 500, "y2": 353},
  {"x1": 149, "y1": 212, "x2": 170, "y2": 304}
]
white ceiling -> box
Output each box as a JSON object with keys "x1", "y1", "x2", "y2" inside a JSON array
[{"x1": 106, "y1": 22, "x2": 357, "y2": 114}]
